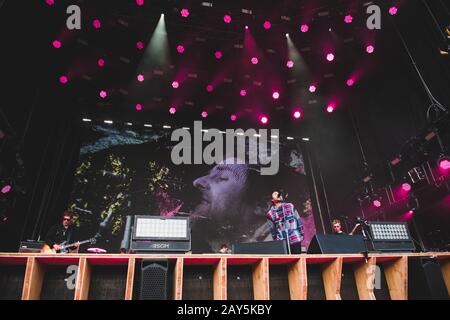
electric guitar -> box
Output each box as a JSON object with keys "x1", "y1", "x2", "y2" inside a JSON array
[{"x1": 41, "y1": 238, "x2": 97, "y2": 254}]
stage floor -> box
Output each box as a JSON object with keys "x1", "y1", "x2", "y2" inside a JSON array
[{"x1": 1, "y1": 252, "x2": 449, "y2": 300}]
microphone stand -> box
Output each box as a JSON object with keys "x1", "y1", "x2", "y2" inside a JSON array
[
  {"x1": 279, "y1": 196, "x2": 292, "y2": 255},
  {"x1": 358, "y1": 219, "x2": 372, "y2": 262}
]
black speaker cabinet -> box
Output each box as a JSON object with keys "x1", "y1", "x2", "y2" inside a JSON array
[
  {"x1": 0, "y1": 265, "x2": 26, "y2": 300},
  {"x1": 182, "y1": 266, "x2": 214, "y2": 300},
  {"x1": 139, "y1": 259, "x2": 172, "y2": 300},
  {"x1": 88, "y1": 265, "x2": 128, "y2": 300},
  {"x1": 306, "y1": 264, "x2": 326, "y2": 300},
  {"x1": 340, "y1": 264, "x2": 359, "y2": 300},
  {"x1": 307, "y1": 235, "x2": 366, "y2": 254},
  {"x1": 232, "y1": 241, "x2": 288, "y2": 254},
  {"x1": 227, "y1": 265, "x2": 254, "y2": 300},
  {"x1": 408, "y1": 257, "x2": 449, "y2": 300},
  {"x1": 40, "y1": 265, "x2": 75, "y2": 300},
  {"x1": 269, "y1": 265, "x2": 290, "y2": 300}
]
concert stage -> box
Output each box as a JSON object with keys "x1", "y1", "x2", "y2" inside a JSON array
[{"x1": 1, "y1": 252, "x2": 449, "y2": 300}]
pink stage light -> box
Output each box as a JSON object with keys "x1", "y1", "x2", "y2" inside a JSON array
[
  {"x1": 251, "y1": 57, "x2": 259, "y2": 65},
  {"x1": 260, "y1": 116, "x2": 269, "y2": 125},
  {"x1": 1, "y1": 185, "x2": 11, "y2": 194},
  {"x1": 201, "y1": 111, "x2": 208, "y2": 118},
  {"x1": 230, "y1": 114, "x2": 237, "y2": 121},
  {"x1": 402, "y1": 210, "x2": 414, "y2": 221},
  {"x1": 286, "y1": 60, "x2": 294, "y2": 68},
  {"x1": 214, "y1": 51, "x2": 223, "y2": 59},
  {"x1": 300, "y1": 24, "x2": 309, "y2": 33},
  {"x1": 46, "y1": 0, "x2": 55, "y2": 6},
  {"x1": 439, "y1": 158, "x2": 450, "y2": 170},
  {"x1": 373, "y1": 200, "x2": 382, "y2": 208},
  {"x1": 137, "y1": 74, "x2": 145, "y2": 82},
  {"x1": 245, "y1": 25, "x2": 249, "y2": 30},
  {"x1": 326, "y1": 53, "x2": 335, "y2": 62},
  {"x1": 136, "y1": 0, "x2": 144, "y2": 6},
  {"x1": 346, "y1": 79, "x2": 355, "y2": 87},
  {"x1": 172, "y1": 81, "x2": 180, "y2": 89},
  {"x1": 263, "y1": 21, "x2": 271, "y2": 30},
  {"x1": 135, "y1": 104, "x2": 143, "y2": 111},
  {"x1": 326, "y1": 105, "x2": 335, "y2": 113},
  {"x1": 293, "y1": 111, "x2": 302, "y2": 119},
  {"x1": 177, "y1": 45, "x2": 185, "y2": 54},
  {"x1": 93, "y1": 19, "x2": 101, "y2": 29},
  {"x1": 389, "y1": 6, "x2": 398, "y2": 16},
  {"x1": 59, "y1": 75, "x2": 68, "y2": 84},
  {"x1": 344, "y1": 15, "x2": 353, "y2": 24},
  {"x1": 99, "y1": 90, "x2": 107, "y2": 99},
  {"x1": 366, "y1": 45, "x2": 375, "y2": 54},
  {"x1": 309, "y1": 85, "x2": 317, "y2": 93},
  {"x1": 98, "y1": 58, "x2": 105, "y2": 67},
  {"x1": 240, "y1": 89, "x2": 247, "y2": 97},
  {"x1": 272, "y1": 92, "x2": 280, "y2": 100},
  {"x1": 136, "y1": 41, "x2": 144, "y2": 50},
  {"x1": 223, "y1": 15, "x2": 232, "y2": 24},
  {"x1": 52, "y1": 40, "x2": 62, "y2": 49},
  {"x1": 402, "y1": 183, "x2": 412, "y2": 192},
  {"x1": 206, "y1": 84, "x2": 214, "y2": 92},
  {"x1": 180, "y1": 9, "x2": 190, "y2": 18},
  {"x1": 169, "y1": 107, "x2": 177, "y2": 114}
]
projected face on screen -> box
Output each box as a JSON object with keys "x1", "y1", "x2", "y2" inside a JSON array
[
  {"x1": 193, "y1": 160, "x2": 248, "y2": 221},
  {"x1": 67, "y1": 125, "x2": 317, "y2": 253}
]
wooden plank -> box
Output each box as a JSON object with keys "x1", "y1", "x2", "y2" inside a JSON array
[
  {"x1": 74, "y1": 258, "x2": 91, "y2": 300},
  {"x1": 173, "y1": 258, "x2": 184, "y2": 300},
  {"x1": 383, "y1": 256, "x2": 408, "y2": 300},
  {"x1": 213, "y1": 258, "x2": 227, "y2": 300},
  {"x1": 253, "y1": 258, "x2": 269, "y2": 300},
  {"x1": 354, "y1": 257, "x2": 377, "y2": 300},
  {"x1": 2, "y1": 252, "x2": 450, "y2": 261},
  {"x1": 321, "y1": 257, "x2": 342, "y2": 300},
  {"x1": 21, "y1": 257, "x2": 45, "y2": 300},
  {"x1": 287, "y1": 258, "x2": 307, "y2": 300},
  {"x1": 124, "y1": 258, "x2": 136, "y2": 300},
  {"x1": 440, "y1": 258, "x2": 450, "y2": 296}
]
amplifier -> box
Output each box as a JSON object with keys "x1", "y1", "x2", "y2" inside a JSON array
[
  {"x1": 18, "y1": 241, "x2": 45, "y2": 253},
  {"x1": 130, "y1": 240, "x2": 191, "y2": 253}
]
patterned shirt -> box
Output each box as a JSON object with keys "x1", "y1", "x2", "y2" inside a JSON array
[{"x1": 266, "y1": 203, "x2": 305, "y2": 245}]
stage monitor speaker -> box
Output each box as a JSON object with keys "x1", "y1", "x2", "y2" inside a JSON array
[
  {"x1": 307, "y1": 234, "x2": 366, "y2": 254},
  {"x1": 408, "y1": 257, "x2": 449, "y2": 300},
  {"x1": 140, "y1": 259, "x2": 171, "y2": 300},
  {"x1": 232, "y1": 241, "x2": 288, "y2": 254}
]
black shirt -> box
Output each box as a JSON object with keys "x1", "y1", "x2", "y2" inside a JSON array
[
  {"x1": 45, "y1": 224, "x2": 78, "y2": 248},
  {"x1": 334, "y1": 231, "x2": 347, "y2": 236}
]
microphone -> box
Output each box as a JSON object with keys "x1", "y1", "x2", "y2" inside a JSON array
[{"x1": 278, "y1": 191, "x2": 289, "y2": 200}]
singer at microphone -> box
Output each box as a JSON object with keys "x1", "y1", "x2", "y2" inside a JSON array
[{"x1": 266, "y1": 191, "x2": 305, "y2": 254}]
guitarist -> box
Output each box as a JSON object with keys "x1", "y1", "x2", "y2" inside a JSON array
[{"x1": 44, "y1": 211, "x2": 80, "y2": 253}]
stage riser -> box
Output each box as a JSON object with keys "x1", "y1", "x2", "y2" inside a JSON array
[{"x1": 0, "y1": 254, "x2": 449, "y2": 300}]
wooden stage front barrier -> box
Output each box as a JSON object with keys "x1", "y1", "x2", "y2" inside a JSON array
[{"x1": 1, "y1": 253, "x2": 449, "y2": 300}]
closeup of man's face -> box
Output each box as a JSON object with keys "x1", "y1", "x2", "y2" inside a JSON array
[
  {"x1": 62, "y1": 215, "x2": 72, "y2": 228},
  {"x1": 333, "y1": 223, "x2": 342, "y2": 233},
  {"x1": 193, "y1": 161, "x2": 248, "y2": 220}
]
